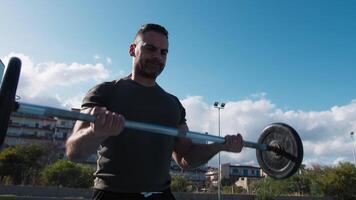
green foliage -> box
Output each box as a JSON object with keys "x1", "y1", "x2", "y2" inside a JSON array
[
  {"x1": 41, "y1": 160, "x2": 94, "y2": 188},
  {"x1": 0, "y1": 144, "x2": 46, "y2": 185},
  {"x1": 222, "y1": 185, "x2": 233, "y2": 194},
  {"x1": 171, "y1": 175, "x2": 188, "y2": 192},
  {"x1": 316, "y1": 162, "x2": 356, "y2": 200},
  {"x1": 222, "y1": 185, "x2": 247, "y2": 194},
  {"x1": 221, "y1": 177, "x2": 238, "y2": 186},
  {"x1": 221, "y1": 177, "x2": 249, "y2": 194},
  {"x1": 303, "y1": 169, "x2": 323, "y2": 196},
  {"x1": 251, "y1": 177, "x2": 286, "y2": 200},
  {"x1": 251, "y1": 173, "x2": 320, "y2": 199},
  {"x1": 234, "y1": 186, "x2": 247, "y2": 194},
  {"x1": 281, "y1": 175, "x2": 312, "y2": 195},
  {"x1": 250, "y1": 162, "x2": 356, "y2": 199}
]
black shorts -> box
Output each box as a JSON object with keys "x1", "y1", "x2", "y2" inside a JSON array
[{"x1": 92, "y1": 188, "x2": 176, "y2": 200}]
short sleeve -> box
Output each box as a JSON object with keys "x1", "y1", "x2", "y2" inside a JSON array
[
  {"x1": 176, "y1": 98, "x2": 187, "y2": 125},
  {"x1": 81, "y1": 82, "x2": 112, "y2": 108}
]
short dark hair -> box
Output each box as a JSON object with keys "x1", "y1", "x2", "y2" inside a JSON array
[{"x1": 134, "y1": 23, "x2": 168, "y2": 42}]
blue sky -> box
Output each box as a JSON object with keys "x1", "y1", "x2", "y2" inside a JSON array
[
  {"x1": 1, "y1": 0, "x2": 356, "y2": 166},
  {"x1": 1, "y1": 0, "x2": 355, "y2": 110}
]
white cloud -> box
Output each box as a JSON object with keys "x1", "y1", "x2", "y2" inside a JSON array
[
  {"x1": 62, "y1": 93, "x2": 85, "y2": 109},
  {"x1": 2, "y1": 52, "x2": 109, "y2": 99},
  {"x1": 332, "y1": 157, "x2": 348, "y2": 166},
  {"x1": 181, "y1": 96, "x2": 356, "y2": 167},
  {"x1": 19, "y1": 95, "x2": 63, "y2": 109}
]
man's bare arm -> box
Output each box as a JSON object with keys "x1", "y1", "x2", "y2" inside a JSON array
[
  {"x1": 172, "y1": 124, "x2": 243, "y2": 169},
  {"x1": 66, "y1": 107, "x2": 125, "y2": 162},
  {"x1": 66, "y1": 121, "x2": 105, "y2": 161}
]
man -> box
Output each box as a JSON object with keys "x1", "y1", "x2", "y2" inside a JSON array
[{"x1": 66, "y1": 24, "x2": 243, "y2": 200}]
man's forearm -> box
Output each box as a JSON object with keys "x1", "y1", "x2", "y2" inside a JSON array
[
  {"x1": 181, "y1": 143, "x2": 224, "y2": 169},
  {"x1": 66, "y1": 127, "x2": 107, "y2": 162}
]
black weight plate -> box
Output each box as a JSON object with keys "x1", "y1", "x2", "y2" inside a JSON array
[
  {"x1": 256, "y1": 123, "x2": 303, "y2": 179},
  {"x1": 0, "y1": 57, "x2": 21, "y2": 147}
]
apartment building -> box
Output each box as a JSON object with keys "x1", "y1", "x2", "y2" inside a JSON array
[
  {"x1": 3, "y1": 111, "x2": 76, "y2": 159},
  {"x1": 170, "y1": 159, "x2": 208, "y2": 182}
]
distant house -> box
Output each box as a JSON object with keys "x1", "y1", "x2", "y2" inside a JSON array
[
  {"x1": 206, "y1": 163, "x2": 264, "y2": 193},
  {"x1": 170, "y1": 159, "x2": 208, "y2": 182},
  {"x1": 221, "y1": 163, "x2": 263, "y2": 179}
]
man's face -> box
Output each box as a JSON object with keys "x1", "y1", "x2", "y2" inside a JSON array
[{"x1": 130, "y1": 31, "x2": 168, "y2": 79}]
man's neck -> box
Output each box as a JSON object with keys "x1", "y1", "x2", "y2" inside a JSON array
[{"x1": 130, "y1": 73, "x2": 156, "y2": 87}]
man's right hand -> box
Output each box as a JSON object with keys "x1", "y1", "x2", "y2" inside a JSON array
[
  {"x1": 84, "y1": 106, "x2": 125, "y2": 137},
  {"x1": 66, "y1": 106, "x2": 125, "y2": 161}
]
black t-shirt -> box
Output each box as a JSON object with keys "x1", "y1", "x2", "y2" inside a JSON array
[{"x1": 82, "y1": 78, "x2": 186, "y2": 193}]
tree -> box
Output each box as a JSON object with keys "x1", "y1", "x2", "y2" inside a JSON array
[
  {"x1": 221, "y1": 177, "x2": 238, "y2": 186},
  {"x1": 41, "y1": 160, "x2": 94, "y2": 188},
  {"x1": 171, "y1": 175, "x2": 188, "y2": 192},
  {"x1": 303, "y1": 168, "x2": 323, "y2": 196},
  {"x1": 250, "y1": 162, "x2": 356, "y2": 199},
  {"x1": 316, "y1": 162, "x2": 356, "y2": 200},
  {"x1": 250, "y1": 177, "x2": 287, "y2": 200},
  {"x1": 0, "y1": 144, "x2": 46, "y2": 185}
]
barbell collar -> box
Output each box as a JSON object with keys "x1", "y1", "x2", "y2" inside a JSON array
[{"x1": 244, "y1": 141, "x2": 268, "y2": 151}]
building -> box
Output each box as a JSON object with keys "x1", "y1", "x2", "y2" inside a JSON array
[
  {"x1": 4, "y1": 109, "x2": 100, "y2": 163},
  {"x1": 205, "y1": 166, "x2": 219, "y2": 185},
  {"x1": 206, "y1": 163, "x2": 263, "y2": 192},
  {"x1": 221, "y1": 163, "x2": 263, "y2": 193},
  {"x1": 170, "y1": 159, "x2": 208, "y2": 182},
  {"x1": 221, "y1": 163, "x2": 262, "y2": 178},
  {"x1": 4, "y1": 111, "x2": 70, "y2": 160}
]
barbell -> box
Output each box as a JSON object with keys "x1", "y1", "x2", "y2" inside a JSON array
[{"x1": 0, "y1": 57, "x2": 303, "y2": 179}]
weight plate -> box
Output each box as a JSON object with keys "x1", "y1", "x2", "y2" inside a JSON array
[
  {"x1": 0, "y1": 57, "x2": 21, "y2": 147},
  {"x1": 256, "y1": 123, "x2": 303, "y2": 179}
]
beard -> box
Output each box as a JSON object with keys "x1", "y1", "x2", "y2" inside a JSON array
[{"x1": 135, "y1": 58, "x2": 165, "y2": 79}]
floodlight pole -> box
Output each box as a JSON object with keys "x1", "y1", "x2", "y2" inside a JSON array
[
  {"x1": 214, "y1": 102, "x2": 225, "y2": 200},
  {"x1": 351, "y1": 132, "x2": 356, "y2": 166}
]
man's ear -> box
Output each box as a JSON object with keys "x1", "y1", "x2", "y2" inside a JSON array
[{"x1": 129, "y1": 44, "x2": 136, "y2": 57}]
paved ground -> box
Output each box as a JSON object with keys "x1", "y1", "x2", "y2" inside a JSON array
[{"x1": 0, "y1": 196, "x2": 88, "y2": 200}]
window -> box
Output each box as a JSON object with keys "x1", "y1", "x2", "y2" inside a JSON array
[
  {"x1": 58, "y1": 153, "x2": 64, "y2": 159},
  {"x1": 243, "y1": 169, "x2": 248, "y2": 176},
  {"x1": 232, "y1": 169, "x2": 239, "y2": 174}
]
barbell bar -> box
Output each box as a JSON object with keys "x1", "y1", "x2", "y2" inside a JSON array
[
  {"x1": 14, "y1": 102, "x2": 268, "y2": 151},
  {"x1": 0, "y1": 57, "x2": 304, "y2": 179}
]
